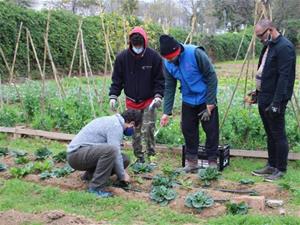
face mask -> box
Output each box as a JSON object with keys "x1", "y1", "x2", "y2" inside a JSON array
[
  {"x1": 124, "y1": 127, "x2": 134, "y2": 136},
  {"x1": 168, "y1": 56, "x2": 179, "y2": 65},
  {"x1": 132, "y1": 46, "x2": 144, "y2": 54}
]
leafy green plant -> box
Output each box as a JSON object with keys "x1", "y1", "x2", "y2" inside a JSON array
[
  {"x1": 185, "y1": 191, "x2": 214, "y2": 211},
  {"x1": 0, "y1": 147, "x2": 9, "y2": 156},
  {"x1": 226, "y1": 202, "x2": 249, "y2": 215},
  {"x1": 239, "y1": 178, "x2": 255, "y2": 185},
  {"x1": 198, "y1": 167, "x2": 221, "y2": 186},
  {"x1": 39, "y1": 164, "x2": 74, "y2": 179},
  {"x1": 152, "y1": 175, "x2": 177, "y2": 188},
  {"x1": 162, "y1": 164, "x2": 181, "y2": 179},
  {"x1": 53, "y1": 151, "x2": 67, "y2": 162},
  {"x1": 9, "y1": 163, "x2": 34, "y2": 178},
  {"x1": 15, "y1": 156, "x2": 30, "y2": 164},
  {"x1": 34, "y1": 147, "x2": 52, "y2": 160},
  {"x1": 0, "y1": 163, "x2": 7, "y2": 171},
  {"x1": 33, "y1": 160, "x2": 54, "y2": 173},
  {"x1": 150, "y1": 186, "x2": 177, "y2": 206},
  {"x1": 11, "y1": 150, "x2": 27, "y2": 157},
  {"x1": 131, "y1": 163, "x2": 154, "y2": 174}
]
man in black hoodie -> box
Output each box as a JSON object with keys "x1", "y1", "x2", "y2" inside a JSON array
[
  {"x1": 251, "y1": 19, "x2": 296, "y2": 181},
  {"x1": 109, "y1": 27, "x2": 164, "y2": 164}
]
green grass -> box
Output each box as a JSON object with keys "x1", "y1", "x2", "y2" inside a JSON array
[{"x1": 0, "y1": 179, "x2": 202, "y2": 225}]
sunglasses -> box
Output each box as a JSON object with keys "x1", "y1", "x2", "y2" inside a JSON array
[{"x1": 256, "y1": 28, "x2": 269, "y2": 38}]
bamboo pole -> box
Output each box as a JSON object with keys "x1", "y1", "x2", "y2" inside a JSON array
[
  {"x1": 80, "y1": 28, "x2": 96, "y2": 118},
  {"x1": 27, "y1": 28, "x2": 46, "y2": 114},
  {"x1": 9, "y1": 22, "x2": 23, "y2": 83},
  {"x1": 43, "y1": 11, "x2": 51, "y2": 77},
  {"x1": 68, "y1": 20, "x2": 82, "y2": 77},
  {"x1": 45, "y1": 39, "x2": 66, "y2": 99},
  {"x1": 26, "y1": 29, "x2": 31, "y2": 79},
  {"x1": 290, "y1": 100, "x2": 300, "y2": 131},
  {"x1": 122, "y1": 15, "x2": 128, "y2": 49},
  {"x1": 99, "y1": 13, "x2": 113, "y2": 71},
  {"x1": 220, "y1": 35, "x2": 255, "y2": 131},
  {"x1": 234, "y1": 25, "x2": 247, "y2": 61}
]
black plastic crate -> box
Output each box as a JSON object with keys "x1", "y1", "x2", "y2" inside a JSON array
[{"x1": 182, "y1": 144, "x2": 230, "y2": 171}]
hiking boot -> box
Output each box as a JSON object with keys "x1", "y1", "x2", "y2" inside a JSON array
[
  {"x1": 87, "y1": 188, "x2": 113, "y2": 198},
  {"x1": 182, "y1": 159, "x2": 200, "y2": 173},
  {"x1": 208, "y1": 159, "x2": 218, "y2": 169},
  {"x1": 264, "y1": 169, "x2": 285, "y2": 182},
  {"x1": 251, "y1": 165, "x2": 276, "y2": 177},
  {"x1": 148, "y1": 148, "x2": 156, "y2": 157}
]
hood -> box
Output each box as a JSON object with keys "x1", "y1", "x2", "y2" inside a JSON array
[{"x1": 129, "y1": 26, "x2": 148, "y2": 50}]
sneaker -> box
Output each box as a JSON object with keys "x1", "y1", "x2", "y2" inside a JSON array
[
  {"x1": 182, "y1": 159, "x2": 200, "y2": 174},
  {"x1": 251, "y1": 166, "x2": 276, "y2": 177},
  {"x1": 208, "y1": 160, "x2": 218, "y2": 169},
  {"x1": 264, "y1": 169, "x2": 285, "y2": 182},
  {"x1": 87, "y1": 188, "x2": 113, "y2": 198}
]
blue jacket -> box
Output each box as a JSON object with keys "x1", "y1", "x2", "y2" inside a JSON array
[{"x1": 163, "y1": 44, "x2": 217, "y2": 115}]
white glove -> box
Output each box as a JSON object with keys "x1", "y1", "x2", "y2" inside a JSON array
[
  {"x1": 109, "y1": 98, "x2": 117, "y2": 111},
  {"x1": 149, "y1": 97, "x2": 162, "y2": 110}
]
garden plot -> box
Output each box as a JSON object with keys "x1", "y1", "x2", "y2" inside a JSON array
[{"x1": 0, "y1": 147, "x2": 295, "y2": 219}]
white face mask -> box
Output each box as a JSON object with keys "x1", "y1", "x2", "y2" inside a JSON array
[{"x1": 132, "y1": 46, "x2": 144, "y2": 54}]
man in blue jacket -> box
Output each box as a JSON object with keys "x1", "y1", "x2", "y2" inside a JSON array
[
  {"x1": 159, "y1": 34, "x2": 219, "y2": 173},
  {"x1": 251, "y1": 19, "x2": 296, "y2": 181}
]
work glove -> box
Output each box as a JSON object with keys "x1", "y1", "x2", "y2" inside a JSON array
[
  {"x1": 109, "y1": 98, "x2": 117, "y2": 111},
  {"x1": 198, "y1": 109, "x2": 210, "y2": 122},
  {"x1": 245, "y1": 90, "x2": 258, "y2": 104},
  {"x1": 149, "y1": 97, "x2": 162, "y2": 110},
  {"x1": 265, "y1": 102, "x2": 281, "y2": 118}
]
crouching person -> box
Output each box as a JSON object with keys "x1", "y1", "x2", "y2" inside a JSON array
[{"x1": 67, "y1": 109, "x2": 142, "y2": 197}]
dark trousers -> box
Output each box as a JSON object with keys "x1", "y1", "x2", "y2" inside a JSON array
[
  {"x1": 258, "y1": 102, "x2": 289, "y2": 172},
  {"x1": 181, "y1": 102, "x2": 219, "y2": 160},
  {"x1": 67, "y1": 145, "x2": 130, "y2": 190}
]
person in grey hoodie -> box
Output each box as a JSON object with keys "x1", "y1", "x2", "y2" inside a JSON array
[{"x1": 67, "y1": 109, "x2": 142, "y2": 197}]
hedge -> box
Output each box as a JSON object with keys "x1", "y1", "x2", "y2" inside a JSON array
[{"x1": 0, "y1": 2, "x2": 270, "y2": 79}]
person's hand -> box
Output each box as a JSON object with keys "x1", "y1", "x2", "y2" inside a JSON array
[
  {"x1": 160, "y1": 114, "x2": 169, "y2": 126},
  {"x1": 265, "y1": 103, "x2": 281, "y2": 118},
  {"x1": 109, "y1": 98, "x2": 117, "y2": 111},
  {"x1": 149, "y1": 97, "x2": 162, "y2": 110},
  {"x1": 122, "y1": 171, "x2": 130, "y2": 183},
  {"x1": 245, "y1": 90, "x2": 257, "y2": 104},
  {"x1": 198, "y1": 109, "x2": 210, "y2": 121},
  {"x1": 206, "y1": 104, "x2": 215, "y2": 115}
]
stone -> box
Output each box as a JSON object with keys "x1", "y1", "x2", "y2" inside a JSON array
[{"x1": 266, "y1": 199, "x2": 284, "y2": 208}]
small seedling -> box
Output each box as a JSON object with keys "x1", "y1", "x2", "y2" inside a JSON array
[
  {"x1": 53, "y1": 151, "x2": 67, "y2": 162},
  {"x1": 150, "y1": 185, "x2": 176, "y2": 206},
  {"x1": 185, "y1": 191, "x2": 214, "y2": 211},
  {"x1": 15, "y1": 156, "x2": 30, "y2": 164},
  {"x1": 9, "y1": 163, "x2": 34, "y2": 178},
  {"x1": 239, "y1": 178, "x2": 255, "y2": 185},
  {"x1": 0, "y1": 163, "x2": 7, "y2": 171},
  {"x1": 131, "y1": 162, "x2": 154, "y2": 174},
  {"x1": 34, "y1": 147, "x2": 52, "y2": 160},
  {"x1": 0, "y1": 147, "x2": 9, "y2": 156},
  {"x1": 198, "y1": 167, "x2": 221, "y2": 186},
  {"x1": 33, "y1": 160, "x2": 54, "y2": 173},
  {"x1": 226, "y1": 201, "x2": 249, "y2": 215}
]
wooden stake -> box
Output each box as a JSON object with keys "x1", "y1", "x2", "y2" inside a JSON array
[
  {"x1": 80, "y1": 28, "x2": 96, "y2": 118},
  {"x1": 9, "y1": 22, "x2": 23, "y2": 83},
  {"x1": 45, "y1": 39, "x2": 66, "y2": 99},
  {"x1": 234, "y1": 24, "x2": 247, "y2": 61},
  {"x1": 26, "y1": 29, "x2": 31, "y2": 79},
  {"x1": 43, "y1": 11, "x2": 51, "y2": 77},
  {"x1": 68, "y1": 20, "x2": 82, "y2": 77}
]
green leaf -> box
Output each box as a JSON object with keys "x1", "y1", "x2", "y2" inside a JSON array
[
  {"x1": 185, "y1": 191, "x2": 214, "y2": 211},
  {"x1": 0, "y1": 163, "x2": 7, "y2": 171},
  {"x1": 239, "y1": 178, "x2": 255, "y2": 185},
  {"x1": 150, "y1": 186, "x2": 176, "y2": 205},
  {"x1": 0, "y1": 147, "x2": 9, "y2": 156},
  {"x1": 53, "y1": 151, "x2": 67, "y2": 162},
  {"x1": 198, "y1": 167, "x2": 221, "y2": 186},
  {"x1": 130, "y1": 162, "x2": 154, "y2": 174},
  {"x1": 226, "y1": 202, "x2": 249, "y2": 215},
  {"x1": 34, "y1": 147, "x2": 52, "y2": 160},
  {"x1": 15, "y1": 156, "x2": 30, "y2": 164}
]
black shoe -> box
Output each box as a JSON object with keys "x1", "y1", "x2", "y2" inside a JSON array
[
  {"x1": 147, "y1": 148, "x2": 156, "y2": 157},
  {"x1": 264, "y1": 169, "x2": 285, "y2": 182},
  {"x1": 251, "y1": 166, "x2": 276, "y2": 177}
]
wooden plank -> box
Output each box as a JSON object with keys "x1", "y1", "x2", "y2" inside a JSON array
[{"x1": 0, "y1": 126, "x2": 299, "y2": 160}]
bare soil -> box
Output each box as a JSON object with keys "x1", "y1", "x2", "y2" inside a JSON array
[{"x1": 0, "y1": 152, "x2": 298, "y2": 220}]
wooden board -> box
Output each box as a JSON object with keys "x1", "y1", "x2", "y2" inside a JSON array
[{"x1": 0, "y1": 126, "x2": 299, "y2": 160}]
